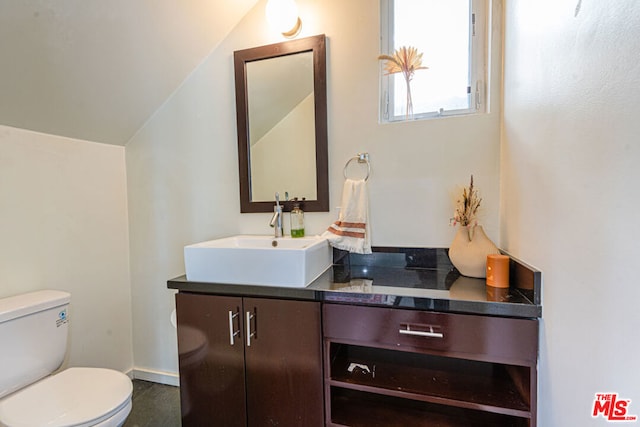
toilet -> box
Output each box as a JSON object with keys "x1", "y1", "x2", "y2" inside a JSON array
[{"x1": 0, "y1": 290, "x2": 132, "y2": 427}]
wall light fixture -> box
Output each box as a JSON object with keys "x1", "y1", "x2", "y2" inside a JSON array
[{"x1": 266, "y1": 0, "x2": 302, "y2": 38}]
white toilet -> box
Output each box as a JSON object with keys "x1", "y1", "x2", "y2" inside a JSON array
[{"x1": 0, "y1": 290, "x2": 133, "y2": 427}]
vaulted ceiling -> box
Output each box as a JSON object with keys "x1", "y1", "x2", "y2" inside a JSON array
[{"x1": 0, "y1": 0, "x2": 258, "y2": 145}]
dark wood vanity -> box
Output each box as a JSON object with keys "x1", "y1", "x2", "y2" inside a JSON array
[{"x1": 169, "y1": 247, "x2": 541, "y2": 427}]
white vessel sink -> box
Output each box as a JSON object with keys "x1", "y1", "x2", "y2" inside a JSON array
[{"x1": 184, "y1": 235, "x2": 332, "y2": 287}]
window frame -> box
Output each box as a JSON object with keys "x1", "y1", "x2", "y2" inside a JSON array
[{"x1": 379, "y1": 0, "x2": 488, "y2": 122}]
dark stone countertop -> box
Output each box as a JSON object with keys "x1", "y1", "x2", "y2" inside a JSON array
[{"x1": 167, "y1": 247, "x2": 542, "y2": 319}]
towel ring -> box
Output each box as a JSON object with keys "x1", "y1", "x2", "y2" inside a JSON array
[{"x1": 343, "y1": 153, "x2": 370, "y2": 181}]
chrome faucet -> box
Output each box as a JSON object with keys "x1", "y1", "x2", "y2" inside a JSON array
[{"x1": 269, "y1": 192, "x2": 284, "y2": 238}]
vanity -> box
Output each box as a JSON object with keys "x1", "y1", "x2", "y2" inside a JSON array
[{"x1": 168, "y1": 246, "x2": 541, "y2": 427}]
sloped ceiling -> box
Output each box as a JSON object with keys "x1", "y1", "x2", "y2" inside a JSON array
[{"x1": 0, "y1": 0, "x2": 259, "y2": 145}]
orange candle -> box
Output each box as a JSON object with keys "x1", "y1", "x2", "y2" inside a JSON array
[{"x1": 486, "y1": 254, "x2": 510, "y2": 288}]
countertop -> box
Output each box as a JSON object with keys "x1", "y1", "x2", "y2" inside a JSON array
[{"x1": 167, "y1": 247, "x2": 542, "y2": 319}]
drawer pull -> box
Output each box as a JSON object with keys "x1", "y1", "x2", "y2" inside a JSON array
[{"x1": 399, "y1": 325, "x2": 444, "y2": 339}]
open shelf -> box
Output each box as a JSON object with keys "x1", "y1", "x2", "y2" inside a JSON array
[
  {"x1": 328, "y1": 343, "x2": 531, "y2": 418},
  {"x1": 330, "y1": 388, "x2": 529, "y2": 427}
]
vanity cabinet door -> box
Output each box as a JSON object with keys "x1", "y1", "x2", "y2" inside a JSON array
[
  {"x1": 244, "y1": 298, "x2": 324, "y2": 427},
  {"x1": 176, "y1": 293, "x2": 324, "y2": 427},
  {"x1": 176, "y1": 293, "x2": 247, "y2": 427}
]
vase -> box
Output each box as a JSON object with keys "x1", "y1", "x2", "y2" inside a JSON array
[{"x1": 448, "y1": 225, "x2": 499, "y2": 278}]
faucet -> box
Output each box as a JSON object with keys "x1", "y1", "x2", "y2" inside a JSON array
[{"x1": 269, "y1": 192, "x2": 284, "y2": 238}]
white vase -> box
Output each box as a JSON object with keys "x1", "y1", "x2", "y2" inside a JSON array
[{"x1": 448, "y1": 225, "x2": 499, "y2": 278}]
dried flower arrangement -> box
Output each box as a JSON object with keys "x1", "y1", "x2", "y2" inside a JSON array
[
  {"x1": 378, "y1": 46, "x2": 428, "y2": 119},
  {"x1": 452, "y1": 175, "x2": 482, "y2": 228}
]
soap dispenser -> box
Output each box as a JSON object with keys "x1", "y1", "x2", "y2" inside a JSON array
[{"x1": 290, "y1": 202, "x2": 305, "y2": 238}]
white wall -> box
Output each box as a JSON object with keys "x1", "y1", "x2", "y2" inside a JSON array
[
  {"x1": 0, "y1": 125, "x2": 132, "y2": 372},
  {"x1": 502, "y1": 1, "x2": 640, "y2": 425},
  {"x1": 126, "y1": 0, "x2": 503, "y2": 377}
]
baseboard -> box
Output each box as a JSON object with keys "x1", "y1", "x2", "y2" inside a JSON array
[{"x1": 130, "y1": 367, "x2": 180, "y2": 387}]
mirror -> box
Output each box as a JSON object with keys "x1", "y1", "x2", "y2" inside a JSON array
[{"x1": 234, "y1": 34, "x2": 328, "y2": 213}]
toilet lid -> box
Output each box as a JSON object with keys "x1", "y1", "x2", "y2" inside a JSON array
[{"x1": 0, "y1": 367, "x2": 132, "y2": 427}]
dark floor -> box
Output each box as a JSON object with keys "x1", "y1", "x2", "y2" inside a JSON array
[{"x1": 123, "y1": 379, "x2": 181, "y2": 427}]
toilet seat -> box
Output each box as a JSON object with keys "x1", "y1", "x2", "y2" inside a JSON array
[{"x1": 0, "y1": 367, "x2": 132, "y2": 427}]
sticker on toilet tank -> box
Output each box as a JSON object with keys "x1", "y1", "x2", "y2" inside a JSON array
[{"x1": 56, "y1": 309, "x2": 68, "y2": 327}]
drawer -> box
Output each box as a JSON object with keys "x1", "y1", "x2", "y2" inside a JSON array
[{"x1": 323, "y1": 304, "x2": 538, "y2": 364}]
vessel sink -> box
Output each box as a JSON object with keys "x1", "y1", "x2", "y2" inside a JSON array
[{"x1": 184, "y1": 235, "x2": 332, "y2": 287}]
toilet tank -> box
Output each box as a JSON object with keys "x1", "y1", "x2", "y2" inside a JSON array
[{"x1": 0, "y1": 290, "x2": 71, "y2": 399}]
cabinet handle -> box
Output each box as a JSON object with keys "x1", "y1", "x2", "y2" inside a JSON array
[
  {"x1": 228, "y1": 310, "x2": 241, "y2": 346},
  {"x1": 399, "y1": 325, "x2": 444, "y2": 339},
  {"x1": 246, "y1": 310, "x2": 256, "y2": 347}
]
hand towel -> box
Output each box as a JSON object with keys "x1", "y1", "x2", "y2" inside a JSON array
[{"x1": 323, "y1": 179, "x2": 372, "y2": 254}]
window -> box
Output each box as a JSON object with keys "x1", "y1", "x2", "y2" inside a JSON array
[{"x1": 380, "y1": 0, "x2": 487, "y2": 122}]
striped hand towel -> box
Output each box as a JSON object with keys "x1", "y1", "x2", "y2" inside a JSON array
[{"x1": 323, "y1": 179, "x2": 372, "y2": 254}]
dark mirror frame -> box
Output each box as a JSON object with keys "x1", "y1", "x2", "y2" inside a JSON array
[{"x1": 234, "y1": 34, "x2": 329, "y2": 213}]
